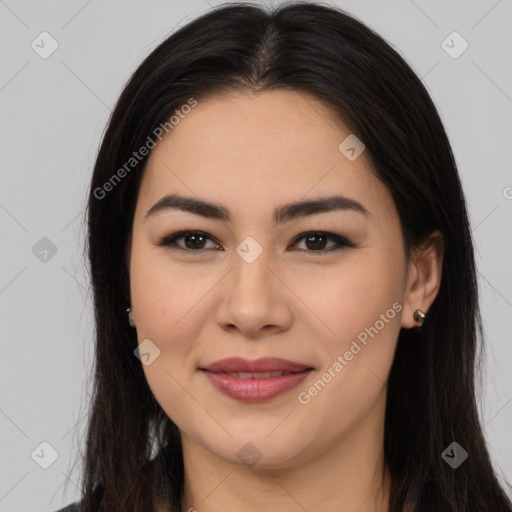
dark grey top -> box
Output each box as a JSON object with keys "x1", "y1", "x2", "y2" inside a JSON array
[{"x1": 54, "y1": 503, "x2": 79, "y2": 512}]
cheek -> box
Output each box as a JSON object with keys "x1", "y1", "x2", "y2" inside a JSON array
[
  {"x1": 133, "y1": 268, "x2": 210, "y2": 429},
  {"x1": 302, "y1": 252, "x2": 402, "y2": 394},
  {"x1": 130, "y1": 241, "x2": 212, "y2": 336},
  {"x1": 300, "y1": 254, "x2": 399, "y2": 341},
  {"x1": 129, "y1": 248, "x2": 205, "y2": 401},
  {"x1": 292, "y1": 262, "x2": 401, "y2": 440}
]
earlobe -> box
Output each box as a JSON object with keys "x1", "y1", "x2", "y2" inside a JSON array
[
  {"x1": 401, "y1": 230, "x2": 444, "y2": 330},
  {"x1": 126, "y1": 307, "x2": 136, "y2": 327}
]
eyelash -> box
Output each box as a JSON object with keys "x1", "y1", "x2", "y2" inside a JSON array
[{"x1": 156, "y1": 230, "x2": 354, "y2": 255}]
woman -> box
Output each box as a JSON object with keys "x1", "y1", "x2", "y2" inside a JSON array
[{"x1": 57, "y1": 2, "x2": 512, "y2": 511}]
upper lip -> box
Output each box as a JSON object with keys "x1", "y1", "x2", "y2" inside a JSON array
[{"x1": 200, "y1": 357, "x2": 313, "y2": 373}]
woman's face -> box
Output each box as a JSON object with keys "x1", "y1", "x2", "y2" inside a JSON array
[{"x1": 128, "y1": 90, "x2": 431, "y2": 469}]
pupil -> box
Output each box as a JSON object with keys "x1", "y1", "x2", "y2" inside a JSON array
[
  {"x1": 185, "y1": 233, "x2": 205, "y2": 249},
  {"x1": 306, "y1": 233, "x2": 326, "y2": 250}
]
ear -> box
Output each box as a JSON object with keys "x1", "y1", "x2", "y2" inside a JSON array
[
  {"x1": 401, "y1": 229, "x2": 445, "y2": 329},
  {"x1": 128, "y1": 310, "x2": 136, "y2": 327}
]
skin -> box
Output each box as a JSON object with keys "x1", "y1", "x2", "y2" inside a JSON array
[{"x1": 127, "y1": 90, "x2": 444, "y2": 512}]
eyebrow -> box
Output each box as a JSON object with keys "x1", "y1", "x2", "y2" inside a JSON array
[{"x1": 144, "y1": 193, "x2": 370, "y2": 224}]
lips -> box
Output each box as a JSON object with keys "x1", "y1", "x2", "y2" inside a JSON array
[
  {"x1": 222, "y1": 371, "x2": 294, "y2": 379},
  {"x1": 199, "y1": 357, "x2": 314, "y2": 402},
  {"x1": 200, "y1": 357, "x2": 312, "y2": 374}
]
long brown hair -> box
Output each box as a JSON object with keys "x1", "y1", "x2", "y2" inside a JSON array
[{"x1": 74, "y1": 2, "x2": 512, "y2": 510}]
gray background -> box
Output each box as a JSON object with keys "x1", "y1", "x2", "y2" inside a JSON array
[{"x1": 0, "y1": 0, "x2": 511, "y2": 510}]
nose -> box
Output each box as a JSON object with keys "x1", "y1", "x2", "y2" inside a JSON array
[{"x1": 214, "y1": 247, "x2": 293, "y2": 338}]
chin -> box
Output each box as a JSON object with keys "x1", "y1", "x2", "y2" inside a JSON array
[{"x1": 205, "y1": 431, "x2": 308, "y2": 470}]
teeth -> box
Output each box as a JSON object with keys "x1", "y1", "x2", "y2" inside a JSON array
[{"x1": 224, "y1": 371, "x2": 293, "y2": 379}]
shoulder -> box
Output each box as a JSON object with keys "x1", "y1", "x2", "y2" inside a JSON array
[{"x1": 53, "y1": 502, "x2": 80, "y2": 512}]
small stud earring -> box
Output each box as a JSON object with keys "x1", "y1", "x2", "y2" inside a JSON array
[
  {"x1": 126, "y1": 307, "x2": 136, "y2": 327},
  {"x1": 413, "y1": 309, "x2": 426, "y2": 328}
]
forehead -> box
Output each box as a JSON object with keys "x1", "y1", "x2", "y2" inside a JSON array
[{"x1": 137, "y1": 90, "x2": 396, "y2": 223}]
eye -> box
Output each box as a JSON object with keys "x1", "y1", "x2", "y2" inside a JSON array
[
  {"x1": 156, "y1": 230, "x2": 354, "y2": 254},
  {"x1": 156, "y1": 230, "x2": 221, "y2": 252},
  {"x1": 290, "y1": 231, "x2": 354, "y2": 253}
]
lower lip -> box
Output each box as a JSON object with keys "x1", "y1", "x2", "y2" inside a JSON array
[{"x1": 201, "y1": 369, "x2": 313, "y2": 403}]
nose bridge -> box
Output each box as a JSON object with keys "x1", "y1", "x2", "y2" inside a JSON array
[
  {"x1": 214, "y1": 232, "x2": 292, "y2": 335},
  {"x1": 232, "y1": 234, "x2": 272, "y2": 293}
]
